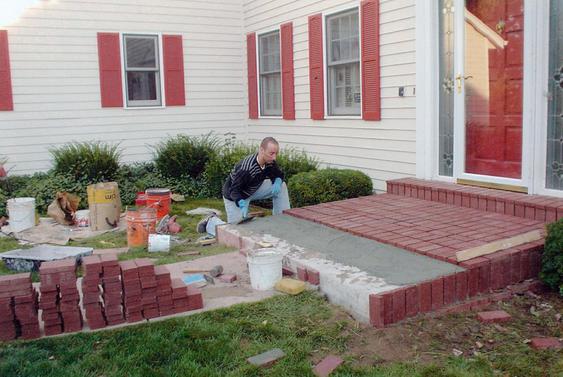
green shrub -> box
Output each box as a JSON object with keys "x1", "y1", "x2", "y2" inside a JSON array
[
  {"x1": 13, "y1": 172, "x2": 89, "y2": 214},
  {"x1": 154, "y1": 134, "x2": 219, "y2": 179},
  {"x1": 203, "y1": 143, "x2": 256, "y2": 197},
  {"x1": 0, "y1": 187, "x2": 6, "y2": 217},
  {"x1": 540, "y1": 219, "x2": 563, "y2": 296},
  {"x1": 276, "y1": 147, "x2": 319, "y2": 182},
  {"x1": 288, "y1": 168, "x2": 373, "y2": 208},
  {"x1": 50, "y1": 141, "x2": 121, "y2": 183}
]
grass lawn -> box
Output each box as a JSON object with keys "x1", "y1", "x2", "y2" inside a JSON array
[{"x1": 0, "y1": 291, "x2": 561, "y2": 377}]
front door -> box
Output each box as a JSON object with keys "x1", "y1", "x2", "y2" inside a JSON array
[{"x1": 438, "y1": 0, "x2": 526, "y2": 185}]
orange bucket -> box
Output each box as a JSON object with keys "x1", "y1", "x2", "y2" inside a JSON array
[
  {"x1": 126, "y1": 207, "x2": 157, "y2": 248},
  {"x1": 145, "y1": 188, "x2": 171, "y2": 220}
]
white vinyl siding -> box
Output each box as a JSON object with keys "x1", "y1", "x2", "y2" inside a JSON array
[
  {"x1": 123, "y1": 34, "x2": 161, "y2": 107},
  {"x1": 0, "y1": 0, "x2": 246, "y2": 174},
  {"x1": 244, "y1": 0, "x2": 417, "y2": 192},
  {"x1": 258, "y1": 31, "x2": 281, "y2": 116},
  {"x1": 326, "y1": 9, "x2": 360, "y2": 116}
]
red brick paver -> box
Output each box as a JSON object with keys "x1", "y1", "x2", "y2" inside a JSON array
[
  {"x1": 530, "y1": 337, "x2": 562, "y2": 350},
  {"x1": 477, "y1": 310, "x2": 512, "y2": 323}
]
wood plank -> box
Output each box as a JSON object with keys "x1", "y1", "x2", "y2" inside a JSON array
[{"x1": 456, "y1": 230, "x2": 543, "y2": 262}]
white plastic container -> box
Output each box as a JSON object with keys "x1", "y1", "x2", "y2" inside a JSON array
[
  {"x1": 148, "y1": 234, "x2": 170, "y2": 252},
  {"x1": 247, "y1": 248, "x2": 283, "y2": 290},
  {"x1": 7, "y1": 197, "x2": 35, "y2": 233},
  {"x1": 75, "y1": 210, "x2": 90, "y2": 227}
]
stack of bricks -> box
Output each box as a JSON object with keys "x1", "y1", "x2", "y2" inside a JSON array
[
  {"x1": 136, "y1": 259, "x2": 159, "y2": 319},
  {"x1": 119, "y1": 260, "x2": 144, "y2": 323},
  {"x1": 100, "y1": 254, "x2": 125, "y2": 326},
  {"x1": 39, "y1": 259, "x2": 82, "y2": 335},
  {"x1": 155, "y1": 265, "x2": 174, "y2": 316},
  {"x1": 171, "y1": 278, "x2": 203, "y2": 313},
  {"x1": 0, "y1": 273, "x2": 40, "y2": 341},
  {"x1": 81, "y1": 255, "x2": 106, "y2": 330}
]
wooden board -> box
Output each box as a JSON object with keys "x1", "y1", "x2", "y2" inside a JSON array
[{"x1": 456, "y1": 230, "x2": 543, "y2": 262}]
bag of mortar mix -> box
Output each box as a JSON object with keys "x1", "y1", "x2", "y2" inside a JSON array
[{"x1": 87, "y1": 182, "x2": 122, "y2": 231}]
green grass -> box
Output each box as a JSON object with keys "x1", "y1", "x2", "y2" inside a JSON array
[{"x1": 2, "y1": 291, "x2": 559, "y2": 377}]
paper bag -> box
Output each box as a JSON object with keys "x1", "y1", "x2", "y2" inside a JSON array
[{"x1": 87, "y1": 182, "x2": 122, "y2": 231}]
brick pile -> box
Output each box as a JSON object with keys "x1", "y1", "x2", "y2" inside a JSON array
[
  {"x1": 155, "y1": 265, "x2": 174, "y2": 316},
  {"x1": 135, "y1": 259, "x2": 159, "y2": 319},
  {"x1": 171, "y1": 278, "x2": 203, "y2": 313},
  {"x1": 81, "y1": 255, "x2": 106, "y2": 330},
  {"x1": 39, "y1": 259, "x2": 82, "y2": 335},
  {"x1": 100, "y1": 254, "x2": 125, "y2": 326},
  {"x1": 0, "y1": 273, "x2": 40, "y2": 341},
  {"x1": 119, "y1": 260, "x2": 144, "y2": 323}
]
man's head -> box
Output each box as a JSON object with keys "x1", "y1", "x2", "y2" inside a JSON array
[{"x1": 258, "y1": 137, "x2": 279, "y2": 165}]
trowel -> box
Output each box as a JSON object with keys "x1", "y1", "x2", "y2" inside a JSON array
[{"x1": 237, "y1": 216, "x2": 255, "y2": 225}]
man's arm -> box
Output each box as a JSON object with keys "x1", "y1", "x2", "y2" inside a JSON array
[{"x1": 229, "y1": 169, "x2": 251, "y2": 205}]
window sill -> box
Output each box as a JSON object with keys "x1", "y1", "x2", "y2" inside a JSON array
[
  {"x1": 124, "y1": 105, "x2": 166, "y2": 110},
  {"x1": 257, "y1": 116, "x2": 283, "y2": 119},
  {"x1": 325, "y1": 115, "x2": 362, "y2": 120}
]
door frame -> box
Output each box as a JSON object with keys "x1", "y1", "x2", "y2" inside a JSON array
[{"x1": 416, "y1": 0, "x2": 549, "y2": 194}]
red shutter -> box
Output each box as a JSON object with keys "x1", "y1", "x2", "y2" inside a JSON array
[
  {"x1": 247, "y1": 33, "x2": 258, "y2": 119},
  {"x1": 97, "y1": 32, "x2": 123, "y2": 107},
  {"x1": 163, "y1": 34, "x2": 185, "y2": 106},
  {"x1": 281, "y1": 22, "x2": 295, "y2": 120},
  {"x1": 0, "y1": 30, "x2": 13, "y2": 111},
  {"x1": 361, "y1": 0, "x2": 381, "y2": 121},
  {"x1": 308, "y1": 14, "x2": 324, "y2": 120}
]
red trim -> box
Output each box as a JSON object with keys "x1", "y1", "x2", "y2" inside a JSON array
[
  {"x1": 163, "y1": 34, "x2": 186, "y2": 106},
  {"x1": 361, "y1": 0, "x2": 381, "y2": 121},
  {"x1": 281, "y1": 22, "x2": 295, "y2": 120},
  {"x1": 97, "y1": 32, "x2": 123, "y2": 108},
  {"x1": 0, "y1": 30, "x2": 13, "y2": 111},
  {"x1": 247, "y1": 33, "x2": 258, "y2": 119},
  {"x1": 308, "y1": 14, "x2": 324, "y2": 120}
]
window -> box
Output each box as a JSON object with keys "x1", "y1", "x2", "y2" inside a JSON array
[
  {"x1": 326, "y1": 9, "x2": 360, "y2": 116},
  {"x1": 123, "y1": 34, "x2": 162, "y2": 107},
  {"x1": 258, "y1": 31, "x2": 281, "y2": 116}
]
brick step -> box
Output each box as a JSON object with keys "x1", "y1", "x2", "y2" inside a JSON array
[
  {"x1": 370, "y1": 278, "x2": 546, "y2": 328},
  {"x1": 387, "y1": 178, "x2": 563, "y2": 223}
]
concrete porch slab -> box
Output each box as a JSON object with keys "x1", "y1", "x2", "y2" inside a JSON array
[{"x1": 217, "y1": 215, "x2": 463, "y2": 324}]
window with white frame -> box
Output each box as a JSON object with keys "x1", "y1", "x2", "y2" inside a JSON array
[
  {"x1": 123, "y1": 34, "x2": 162, "y2": 107},
  {"x1": 326, "y1": 9, "x2": 361, "y2": 116},
  {"x1": 258, "y1": 31, "x2": 281, "y2": 116}
]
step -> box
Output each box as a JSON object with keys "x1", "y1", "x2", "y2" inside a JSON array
[{"x1": 387, "y1": 178, "x2": 563, "y2": 223}]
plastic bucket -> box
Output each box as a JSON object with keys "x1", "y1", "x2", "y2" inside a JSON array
[
  {"x1": 135, "y1": 192, "x2": 147, "y2": 207},
  {"x1": 247, "y1": 248, "x2": 283, "y2": 290},
  {"x1": 145, "y1": 188, "x2": 171, "y2": 220},
  {"x1": 7, "y1": 198, "x2": 35, "y2": 233},
  {"x1": 126, "y1": 207, "x2": 157, "y2": 248},
  {"x1": 75, "y1": 210, "x2": 89, "y2": 227}
]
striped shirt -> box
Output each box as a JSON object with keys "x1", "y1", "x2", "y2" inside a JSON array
[{"x1": 222, "y1": 153, "x2": 284, "y2": 205}]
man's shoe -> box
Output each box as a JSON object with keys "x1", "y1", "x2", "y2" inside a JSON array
[{"x1": 196, "y1": 214, "x2": 214, "y2": 233}]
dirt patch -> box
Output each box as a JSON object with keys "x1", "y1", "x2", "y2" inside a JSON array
[{"x1": 325, "y1": 289, "x2": 563, "y2": 368}]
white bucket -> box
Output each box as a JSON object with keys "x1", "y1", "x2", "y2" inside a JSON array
[
  {"x1": 75, "y1": 210, "x2": 90, "y2": 227},
  {"x1": 247, "y1": 248, "x2": 283, "y2": 290},
  {"x1": 148, "y1": 234, "x2": 170, "y2": 253},
  {"x1": 7, "y1": 197, "x2": 35, "y2": 233}
]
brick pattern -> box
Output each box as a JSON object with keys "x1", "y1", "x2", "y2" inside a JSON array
[
  {"x1": 82, "y1": 255, "x2": 106, "y2": 329},
  {"x1": 39, "y1": 259, "x2": 82, "y2": 335},
  {"x1": 0, "y1": 273, "x2": 39, "y2": 341},
  {"x1": 386, "y1": 178, "x2": 563, "y2": 223},
  {"x1": 101, "y1": 254, "x2": 125, "y2": 326}
]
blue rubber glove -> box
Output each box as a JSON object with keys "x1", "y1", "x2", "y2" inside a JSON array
[
  {"x1": 238, "y1": 199, "x2": 249, "y2": 218},
  {"x1": 271, "y1": 178, "x2": 283, "y2": 198}
]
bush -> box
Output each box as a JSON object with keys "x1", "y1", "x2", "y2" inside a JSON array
[
  {"x1": 0, "y1": 188, "x2": 6, "y2": 217},
  {"x1": 154, "y1": 134, "x2": 219, "y2": 179},
  {"x1": 12, "y1": 172, "x2": 89, "y2": 214},
  {"x1": 540, "y1": 219, "x2": 563, "y2": 296},
  {"x1": 276, "y1": 147, "x2": 319, "y2": 182},
  {"x1": 288, "y1": 168, "x2": 373, "y2": 208},
  {"x1": 50, "y1": 141, "x2": 121, "y2": 183},
  {"x1": 203, "y1": 143, "x2": 256, "y2": 197}
]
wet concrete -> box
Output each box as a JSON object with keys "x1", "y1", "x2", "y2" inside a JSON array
[{"x1": 237, "y1": 215, "x2": 463, "y2": 286}]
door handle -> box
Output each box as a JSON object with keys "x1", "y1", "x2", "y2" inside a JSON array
[{"x1": 455, "y1": 74, "x2": 474, "y2": 93}]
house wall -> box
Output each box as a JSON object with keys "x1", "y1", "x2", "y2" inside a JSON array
[
  {"x1": 243, "y1": 0, "x2": 416, "y2": 192},
  {"x1": 0, "y1": 0, "x2": 246, "y2": 175}
]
